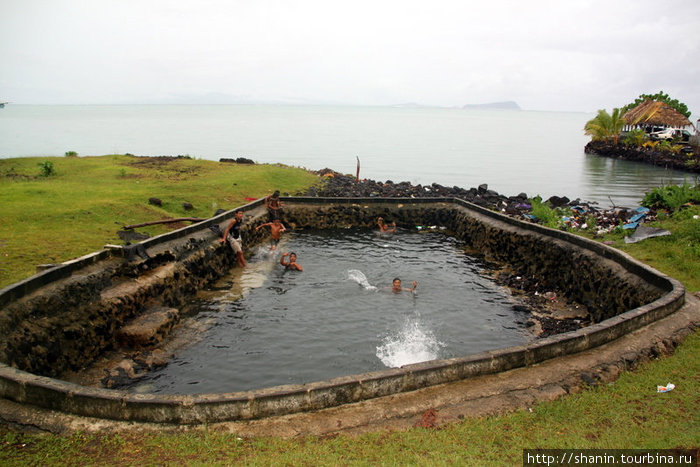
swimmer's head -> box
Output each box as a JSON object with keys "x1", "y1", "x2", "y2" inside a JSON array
[
  {"x1": 392, "y1": 278, "x2": 402, "y2": 290},
  {"x1": 273, "y1": 218, "x2": 281, "y2": 224},
  {"x1": 289, "y1": 252, "x2": 297, "y2": 261}
]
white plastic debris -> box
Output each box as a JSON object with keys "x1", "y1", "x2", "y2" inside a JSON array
[
  {"x1": 625, "y1": 226, "x2": 671, "y2": 244},
  {"x1": 657, "y1": 383, "x2": 675, "y2": 393}
]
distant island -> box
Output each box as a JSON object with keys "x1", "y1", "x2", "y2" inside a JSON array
[{"x1": 462, "y1": 101, "x2": 521, "y2": 110}]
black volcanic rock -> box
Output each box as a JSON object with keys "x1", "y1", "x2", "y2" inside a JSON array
[
  {"x1": 299, "y1": 169, "x2": 647, "y2": 234},
  {"x1": 585, "y1": 140, "x2": 699, "y2": 174}
]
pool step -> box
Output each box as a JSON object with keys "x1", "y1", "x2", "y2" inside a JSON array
[
  {"x1": 99, "y1": 262, "x2": 178, "y2": 305},
  {"x1": 116, "y1": 306, "x2": 180, "y2": 348}
]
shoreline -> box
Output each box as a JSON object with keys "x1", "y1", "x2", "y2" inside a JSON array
[
  {"x1": 299, "y1": 168, "x2": 652, "y2": 234},
  {"x1": 585, "y1": 140, "x2": 700, "y2": 174}
]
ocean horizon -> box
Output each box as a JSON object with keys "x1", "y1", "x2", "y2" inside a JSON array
[{"x1": 1, "y1": 104, "x2": 696, "y2": 207}]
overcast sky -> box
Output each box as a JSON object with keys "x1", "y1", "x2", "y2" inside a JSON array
[{"x1": 2, "y1": 0, "x2": 699, "y2": 116}]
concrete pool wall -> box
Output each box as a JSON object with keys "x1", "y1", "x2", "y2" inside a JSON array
[{"x1": 0, "y1": 197, "x2": 686, "y2": 425}]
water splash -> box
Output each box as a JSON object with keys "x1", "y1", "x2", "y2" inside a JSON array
[
  {"x1": 376, "y1": 318, "x2": 445, "y2": 368},
  {"x1": 252, "y1": 245, "x2": 281, "y2": 260},
  {"x1": 347, "y1": 269, "x2": 377, "y2": 291}
]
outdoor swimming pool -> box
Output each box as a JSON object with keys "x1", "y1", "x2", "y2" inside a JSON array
[
  {"x1": 129, "y1": 229, "x2": 533, "y2": 394},
  {"x1": 0, "y1": 197, "x2": 684, "y2": 429}
]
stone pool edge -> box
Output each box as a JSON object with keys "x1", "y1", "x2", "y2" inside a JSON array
[{"x1": 0, "y1": 197, "x2": 688, "y2": 426}]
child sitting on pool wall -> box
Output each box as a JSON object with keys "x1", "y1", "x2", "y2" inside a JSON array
[
  {"x1": 390, "y1": 278, "x2": 417, "y2": 293},
  {"x1": 280, "y1": 252, "x2": 303, "y2": 271},
  {"x1": 255, "y1": 218, "x2": 286, "y2": 250}
]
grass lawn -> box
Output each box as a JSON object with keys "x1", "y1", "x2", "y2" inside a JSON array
[
  {"x1": 0, "y1": 156, "x2": 698, "y2": 465},
  {"x1": 615, "y1": 206, "x2": 700, "y2": 293},
  {"x1": 0, "y1": 155, "x2": 319, "y2": 288}
]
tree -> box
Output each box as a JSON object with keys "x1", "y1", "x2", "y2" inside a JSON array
[
  {"x1": 584, "y1": 108, "x2": 626, "y2": 144},
  {"x1": 621, "y1": 91, "x2": 691, "y2": 118}
]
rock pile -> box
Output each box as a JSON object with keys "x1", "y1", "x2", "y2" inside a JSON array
[
  {"x1": 301, "y1": 169, "x2": 648, "y2": 234},
  {"x1": 306, "y1": 168, "x2": 521, "y2": 210}
]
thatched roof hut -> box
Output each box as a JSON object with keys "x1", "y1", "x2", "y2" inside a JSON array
[{"x1": 623, "y1": 100, "x2": 691, "y2": 128}]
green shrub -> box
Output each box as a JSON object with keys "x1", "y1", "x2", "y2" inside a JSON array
[
  {"x1": 529, "y1": 196, "x2": 565, "y2": 228},
  {"x1": 622, "y1": 129, "x2": 646, "y2": 147},
  {"x1": 64, "y1": 151, "x2": 78, "y2": 157},
  {"x1": 655, "y1": 140, "x2": 683, "y2": 154},
  {"x1": 656, "y1": 140, "x2": 672, "y2": 152},
  {"x1": 37, "y1": 160, "x2": 56, "y2": 177},
  {"x1": 642, "y1": 183, "x2": 700, "y2": 211},
  {"x1": 584, "y1": 214, "x2": 598, "y2": 231}
]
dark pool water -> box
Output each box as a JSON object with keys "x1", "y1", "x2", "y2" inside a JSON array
[{"x1": 131, "y1": 229, "x2": 533, "y2": 394}]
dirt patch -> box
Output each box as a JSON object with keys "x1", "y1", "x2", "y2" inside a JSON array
[
  {"x1": 0, "y1": 172, "x2": 33, "y2": 181},
  {"x1": 126, "y1": 156, "x2": 200, "y2": 178},
  {"x1": 126, "y1": 155, "x2": 190, "y2": 167}
]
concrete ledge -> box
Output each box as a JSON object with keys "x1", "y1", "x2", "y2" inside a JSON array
[
  {"x1": 0, "y1": 197, "x2": 688, "y2": 425},
  {"x1": 0, "y1": 198, "x2": 265, "y2": 308},
  {"x1": 0, "y1": 250, "x2": 112, "y2": 309}
]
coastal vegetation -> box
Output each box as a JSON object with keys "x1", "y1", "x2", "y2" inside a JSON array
[
  {"x1": 530, "y1": 202, "x2": 699, "y2": 292},
  {"x1": 642, "y1": 183, "x2": 700, "y2": 211},
  {"x1": 0, "y1": 156, "x2": 698, "y2": 464},
  {"x1": 621, "y1": 91, "x2": 691, "y2": 119},
  {"x1": 527, "y1": 196, "x2": 569, "y2": 229},
  {"x1": 585, "y1": 92, "x2": 692, "y2": 145},
  {"x1": 527, "y1": 184, "x2": 699, "y2": 292},
  {"x1": 584, "y1": 92, "x2": 698, "y2": 172},
  {"x1": 583, "y1": 108, "x2": 627, "y2": 144}
]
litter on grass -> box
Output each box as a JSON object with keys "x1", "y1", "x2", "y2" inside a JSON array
[
  {"x1": 624, "y1": 226, "x2": 672, "y2": 244},
  {"x1": 657, "y1": 383, "x2": 675, "y2": 393}
]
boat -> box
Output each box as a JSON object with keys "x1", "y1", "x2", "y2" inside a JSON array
[{"x1": 0, "y1": 102, "x2": 7, "y2": 108}]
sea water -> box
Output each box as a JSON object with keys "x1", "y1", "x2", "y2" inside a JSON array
[{"x1": 0, "y1": 104, "x2": 696, "y2": 206}]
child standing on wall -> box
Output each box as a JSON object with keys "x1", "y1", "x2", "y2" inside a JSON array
[
  {"x1": 220, "y1": 210, "x2": 248, "y2": 268},
  {"x1": 264, "y1": 190, "x2": 283, "y2": 221}
]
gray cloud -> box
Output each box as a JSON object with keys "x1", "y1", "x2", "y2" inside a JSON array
[{"x1": 1, "y1": 0, "x2": 699, "y2": 118}]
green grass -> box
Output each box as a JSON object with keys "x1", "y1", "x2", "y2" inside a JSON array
[
  {"x1": 619, "y1": 207, "x2": 700, "y2": 293},
  {"x1": 0, "y1": 155, "x2": 318, "y2": 287},
  {"x1": 0, "y1": 155, "x2": 698, "y2": 464},
  {"x1": 578, "y1": 205, "x2": 700, "y2": 292}
]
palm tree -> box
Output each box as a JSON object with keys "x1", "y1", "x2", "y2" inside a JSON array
[{"x1": 584, "y1": 108, "x2": 626, "y2": 144}]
